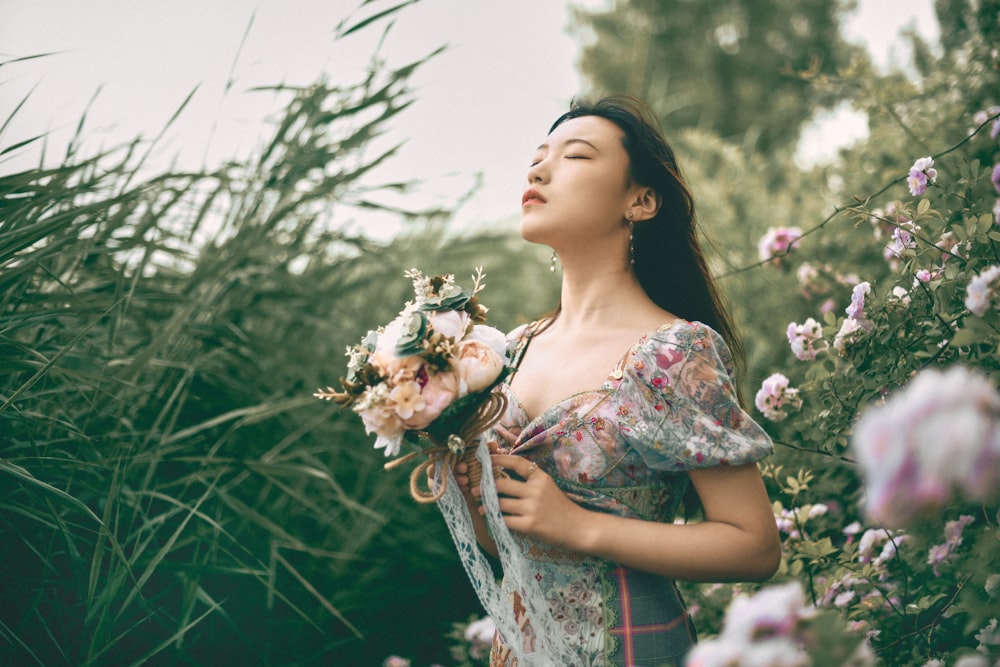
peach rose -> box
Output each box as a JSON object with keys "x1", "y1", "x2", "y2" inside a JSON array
[
  {"x1": 403, "y1": 370, "x2": 459, "y2": 430},
  {"x1": 455, "y1": 340, "x2": 505, "y2": 397}
]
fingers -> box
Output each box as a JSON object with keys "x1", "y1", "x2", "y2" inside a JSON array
[{"x1": 491, "y1": 453, "x2": 540, "y2": 482}]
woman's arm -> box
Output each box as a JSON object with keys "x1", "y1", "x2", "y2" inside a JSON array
[{"x1": 486, "y1": 454, "x2": 781, "y2": 582}]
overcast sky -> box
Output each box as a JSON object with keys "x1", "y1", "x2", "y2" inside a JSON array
[{"x1": 1, "y1": 0, "x2": 938, "y2": 239}]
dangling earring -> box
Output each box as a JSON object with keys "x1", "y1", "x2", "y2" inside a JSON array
[
  {"x1": 627, "y1": 212, "x2": 635, "y2": 266},
  {"x1": 550, "y1": 251, "x2": 558, "y2": 272}
]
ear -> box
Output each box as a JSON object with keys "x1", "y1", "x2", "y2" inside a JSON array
[{"x1": 627, "y1": 186, "x2": 661, "y2": 222}]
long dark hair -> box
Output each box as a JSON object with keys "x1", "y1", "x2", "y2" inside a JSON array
[{"x1": 548, "y1": 95, "x2": 747, "y2": 401}]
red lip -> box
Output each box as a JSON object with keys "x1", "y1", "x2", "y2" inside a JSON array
[{"x1": 522, "y1": 189, "x2": 547, "y2": 206}]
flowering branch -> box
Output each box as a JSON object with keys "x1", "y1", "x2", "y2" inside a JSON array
[{"x1": 720, "y1": 109, "x2": 1000, "y2": 279}]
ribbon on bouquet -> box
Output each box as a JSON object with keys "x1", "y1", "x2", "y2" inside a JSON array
[{"x1": 383, "y1": 390, "x2": 509, "y2": 503}]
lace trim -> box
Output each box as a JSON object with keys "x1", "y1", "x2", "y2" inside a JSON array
[
  {"x1": 436, "y1": 436, "x2": 581, "y2": 665},
  {"x1": 601, "y1": 565, "x2": 620, "y2": 666}
]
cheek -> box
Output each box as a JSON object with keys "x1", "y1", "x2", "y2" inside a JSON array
[{"x1": 570, "y1": 175, "x2": 628, "y2": 222}]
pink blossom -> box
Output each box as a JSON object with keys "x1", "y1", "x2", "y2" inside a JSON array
[
  {"x1": 846, "y1": 282, "x2": 872, "y2": 319},
  {"x1": 994, "y1": 198, "x2": 1000, "y2": 225},
  {"x1": 857, "y1": 528, "x2": 904, "y2": 565},
  {"x1": 965, "y1": 265, "x2": 1000, "y2": 316},
  {"x1": 851, "y1": 365, "x2": 1000, "y2": 527},
  {"x1": 935, "y1": 230, "x2": 968, "y2": 263},
  {"x1": 758, "y1": 227, "x2": 803, "y2": 266},
  {"x1": 686, "y1": 583, "x2": 860, "y2": 667},
  {"x1": 883, "y1": 222, "x2": 919, "y2": 270},
  {"x1": 907, "y1": 156, "x2": 938, "y2": 196},
  {"x1": 992, "y1": 163, "x2": 1000, "y2": 194},
  {"x1": 786, "y1": 318, "x2": 827, "y2": 360},
  {"x1": 754, "y1": 373, "x2": 802, "y2": 421},
  {"x1": 927, "y1": 515, "x2": 974, "y2": 576},
  {"x1": 795, "y1": 262, "x2": 826, "y2": 298},
  {"x1": 382, "y1": 657, "x2": 411, "y2": 667},
  {"x1": 973, "y1": 105, "x2": 1000, "y2": 139},
  {"x1": 402, "y1": 370, "x2": 459, "y2": 430}
]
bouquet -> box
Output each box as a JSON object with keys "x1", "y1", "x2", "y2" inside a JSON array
[{"x1": 315, "y1": 268, "x2": 510, "y2": 502}]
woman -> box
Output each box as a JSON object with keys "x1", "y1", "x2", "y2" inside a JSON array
[{"x1": 449, "y1": 95, "x2": 780, "y2": 667}]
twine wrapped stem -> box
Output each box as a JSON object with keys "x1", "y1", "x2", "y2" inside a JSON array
[{"x1": 384, "y1": 390, "x2": 508, "y2": 503}]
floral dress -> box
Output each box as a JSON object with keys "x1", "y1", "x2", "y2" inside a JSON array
[{"x1": 488, "y1": 319, "x2": 774, "y2": 667}]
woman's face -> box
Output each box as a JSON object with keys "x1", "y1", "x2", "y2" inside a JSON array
[{"x1": 520, "y1": 115, "x2": 634, "y2": 249}]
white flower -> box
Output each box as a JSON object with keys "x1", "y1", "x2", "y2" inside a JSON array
[
  {"x1": 685, "y1": 640, "x2": 746, "y2": 667},
  {"x1": 375, "y1": 311, "x2": 412, "y2": 356},
  {"x1": 464, "y1": 615, "x2": 496, "y2": 660},
  {"x1": 372, "y1": 433, "x2": 403, "y2": 458},
  {"x1": 976, "y1": 618, "x2": 1000, "y2": 650},
  {"x1": 808, "y1": 503, "x2": 828, "y2": 518},
  {"x1": 833, "y1": 317, "x2": 864, "y2": 355},
  {"x1": 834, "y1": 590, "x2": 856, "y2": 607},
  {"x1": 953, "y1": 654, "x2": 989, "y2": 667},
  {"x1": 741, "y1": 639, "x2": 810, "y2": 667},
  {"x1": 426, "y1": 309, "x2": 470, "y2": 339},
  {"x1": 965, "y1": 264, "x2": 1000, "y2": 316},
  {"x1": 724, "y1": 582, "x2": 811, "y2": 641}
]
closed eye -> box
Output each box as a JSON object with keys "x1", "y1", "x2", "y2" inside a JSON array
[{"x1": 565, "y1": 155, "x2": 590, "y2": 159}]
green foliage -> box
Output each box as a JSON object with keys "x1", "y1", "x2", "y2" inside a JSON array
[
  {"x1": 571, "y1": 0, "x2": 865, "y2": 151},
  {"x1": 0, "y1": 5, "x2": 557, "y2": 665}
]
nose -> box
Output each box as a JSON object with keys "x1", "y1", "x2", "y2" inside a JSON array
[{"x1": 526, "y1": 158, "x2": 547, "y2": 183}]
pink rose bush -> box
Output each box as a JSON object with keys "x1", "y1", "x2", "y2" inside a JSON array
[
  {"x1": 850, "y1": 365, "x2": 1000, "y2": 527},
  {"x1": 315, "y1": 268, "x2": 509, "y2": 458},
  {"x1": 686, "y1": 582, "x2": 874, "y2": 667}
]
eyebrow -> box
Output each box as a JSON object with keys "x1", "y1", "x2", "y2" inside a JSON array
[{"x1": 535, "y1": 137, "x2": 600, "y2": 151}]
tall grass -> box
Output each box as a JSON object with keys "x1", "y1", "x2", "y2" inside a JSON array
[{"x1": 0, "y1": 6, "x2": 558, "y2": 665}]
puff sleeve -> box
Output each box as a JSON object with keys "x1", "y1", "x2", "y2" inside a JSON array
[{"x1": 618, "y1": 322, "x2": 773, "y2": 471}]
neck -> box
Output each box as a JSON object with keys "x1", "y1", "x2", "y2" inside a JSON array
[{"x1": 552, "y1": 254, "x2": 653, "y2": 331}]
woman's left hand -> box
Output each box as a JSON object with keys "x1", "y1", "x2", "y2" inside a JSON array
[{"x1": 487, "y1": 453, "x2": 592, "y2": 550}]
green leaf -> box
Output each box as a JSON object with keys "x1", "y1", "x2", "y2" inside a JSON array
[{"x1": 793, "y1": 537, "x2": 839, "y2": 561}]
